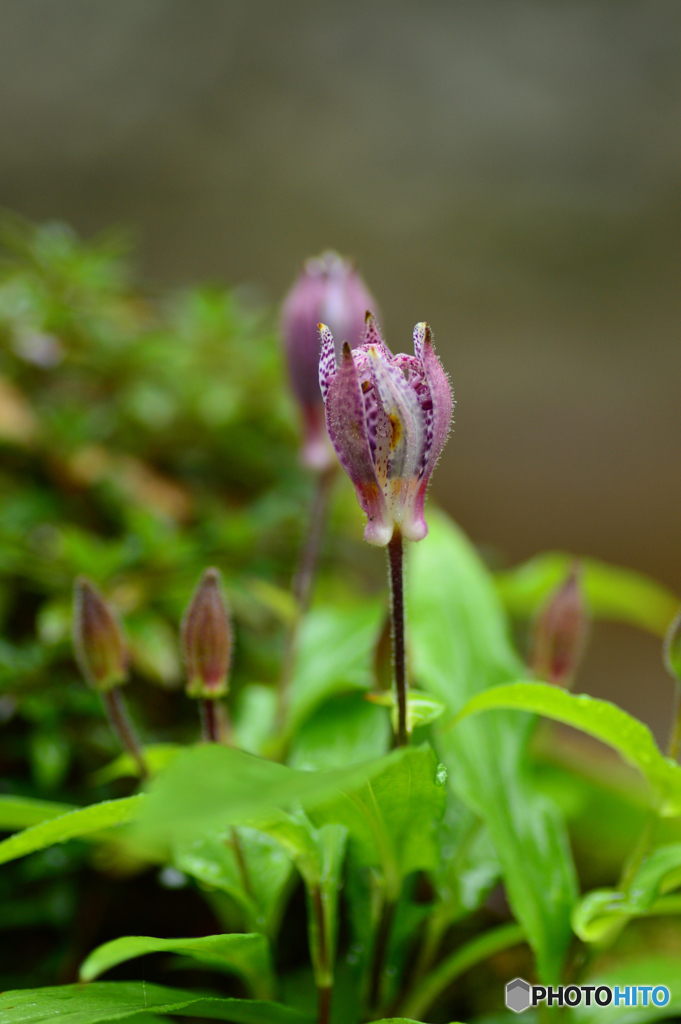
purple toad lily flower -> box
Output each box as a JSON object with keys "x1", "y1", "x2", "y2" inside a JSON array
[
  {"x1": 319, "y1": 315, "x2": 452, "y2": 545},
  {"x1": 282, "y1": 252, "x2": 378, "y2": 470}
]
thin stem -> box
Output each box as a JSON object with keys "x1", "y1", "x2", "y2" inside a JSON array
[
  {"x1": 312, "y1": 884, "x2": 333, "y2": 1024},
  {"x1": 276, "y1": 465, "x2": 337, "y2": 733},
  {"x1": 200, "y1": 698, "x2": 221, "y2": 743},
  {"x1": 368, "y1": 897, "x2": 396, "y2": 1011},
  {"x1": 101, "y1": 686, "x2": 147, "y2": 780},
  {"x1": 200, "y1": 699, "x2": 253, "y2": 901},
  {"x1": 400, "y1": 922, "x2": 525, "y2": 1021},
  {"x1": 668, "y1": 680, "x2": 681, "y2": 761},
  {"x1": 387, "y1": 528, "x2": 408, "y2": 747}
]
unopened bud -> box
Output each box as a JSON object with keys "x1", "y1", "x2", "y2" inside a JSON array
[
  {"x1": 181, "y1": 568, "x2": 232, "y2": 698},
  {"x1": 281, "y1": 252, "x2": 378, "y2": 470},
  {"x1": 73, "y1": 577, "x2": 128, "y2": 692},
  {"x1": 531, "y1": 563, "x2": 588, "y2": 687}
]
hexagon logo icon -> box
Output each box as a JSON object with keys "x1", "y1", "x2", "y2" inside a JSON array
[{"x1": 506, "y1": 977, "x2": 531, "y2": 1013}]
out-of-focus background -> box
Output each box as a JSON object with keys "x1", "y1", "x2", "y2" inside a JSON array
[{"x1": 1, "y1": 0, "x2": 680, "y2": 738}]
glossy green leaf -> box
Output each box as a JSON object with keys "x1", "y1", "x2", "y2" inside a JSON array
[
  {"x1": 575, "y1": 955, "x2": 681, "y2": 1024},
  {"x1": 134, "y1": 743, "x2": 407, "y2": 854},
  {"x1": 0, "y1": 794, "x2": 75, "y2": 831},
  {"x1": 174, "y1": 826, "x2": 293, "y2": 937},
  {"x1": 0, "y1": 981, "x2": 312, "y2": 1024},
  {"x1": 285, "y1": 601, "x2": 383, "y2": 735},
  {"x1": 287, "y1": 691, "x2": 390, "y2": 771},
  {"x1": 233, "y1": 684, "x2": 278, "y2": 756},
  {"x1": 496, "y1": 552, "x2": 679, "y2": 638},
  {"x1": 573, "y1": 842, "x2": 681, "y2": 944},
  {"x1": 409, "y1": 511, "x2": 577, "y2": 983},
  {"x1": 80, "y1": 931, "x2": 274, "y2": 999},
  {"x1": 90, "y1": 744, "x2": 183, "y2": 785},
  {"x1": 311, "y1": 745, "x2": 446, "y2": 899},
  {"x1": 0, "y1": 795, "x2": 145, "y2": 866},
  {"x1": 456, "y1": 681, "x2": 681, "y2": 815}
]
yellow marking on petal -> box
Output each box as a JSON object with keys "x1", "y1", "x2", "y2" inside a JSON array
[{"x1": 389, "y1": 414, "x2": 401, "y2": 449}]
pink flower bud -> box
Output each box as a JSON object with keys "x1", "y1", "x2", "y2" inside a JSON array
[
  {"x1": 281, "y1": 252, "x2": 378, "y2": 470},
  {"x1": 531, "y1": 564, "x2": 588, "y2": 687},
  {"x1": 72, "y1": 577, "x2": 128, "y2": 692},
  {"x1": 181, "y1": 568, "x2": 232, "y2": 698},
  {"x1": 319, "y1": 316, "x2": 452, "y2": 546}
]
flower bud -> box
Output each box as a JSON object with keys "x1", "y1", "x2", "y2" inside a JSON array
[
  {"x1": 530, "y1": 563, "x2": 588, "y2": 687},
  {"x1": 73, "y1": 577, "x2": 128, "y2": 692},
  {"x1": 281, "y1": 252, "x2": 378, "y2": 470},
  {"x1": 181, "y1": 568, "x2": 232, "y2": 699},
  {"x1": 319, "y1": 317, "x2": 452, "y2": 545}
]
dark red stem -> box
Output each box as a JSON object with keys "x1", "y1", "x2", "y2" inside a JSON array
[
  {"x1": 387, "y1": 529, "x2": 408, "y2": 747},
  {"x1": 101, "y1": 686, "x2": 148, "y2": 779}
]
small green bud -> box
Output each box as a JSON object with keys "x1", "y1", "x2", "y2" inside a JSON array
[
  {"x1": 181, "y1": 568, "x2": 232, "y2": 699},
  {"x1": 73, "y1": 577, "x2": 128, "y2": 692},
  {"x1": 531, "y1": 563, "x2": 588, "y2": 687}
]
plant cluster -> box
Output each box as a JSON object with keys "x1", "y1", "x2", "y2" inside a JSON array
[{"x1": 1, "y1": 222, "x2": 681, "y2": 1024}]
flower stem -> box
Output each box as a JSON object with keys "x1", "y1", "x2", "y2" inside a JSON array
[
  {"x1": 312, "y1": 884, "x2": 333, "y2": 1024},
  {"x1": 387, "y1": 528, "x2": 408, "y2": 747},
  {"x1": 276, "y1": 464, "x2": 337, "y2": 733},
  {"x1": 368, "y1": 897, "x2": 396, "y2": 1011},
  {"x1": 200, "y1": 697, "x2": 221, "y2": 743},
  {"x1": 200, "y1": 698, "x2": 252, "y2": 901},
  {"x1": 101, "y1": 686, "x2": 148, "y2": 780}
]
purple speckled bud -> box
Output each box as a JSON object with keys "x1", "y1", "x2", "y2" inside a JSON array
[
  {"x1": 531, "y1": 564, "x2": 588, "y2": 687},
  {"x1": 73, "y1": 577, "x2": 128, "y2": 692},
  {"x1": 281, "y1": 252, "x2": 378, "y2": 470},
  {"x1": 181, "y1": 568, "x2": 233, "y2": 699},
  {"x1": 319, "y1": 316, "x2": 453, "y2": 546}
]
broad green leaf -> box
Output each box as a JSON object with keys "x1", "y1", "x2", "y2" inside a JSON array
[
  {"x1": 134, "y1": 743, "x2": 407, "y2": 853},
  {"x1": 287, "y1": 692, "x2": 390, "y2": 771},
  {"x1": 233, "y1": 684, "x2": 278, "y2": 756},
  {"x1": 495, "y1": 552, "x2": 679, "y2": 638},
  {"x1": 0, "y1": 794, "x2": 75, "y2": 831},
  {"x1": 409, "y1": 511, "x2": 577, "y2": 982},
  {"x1": 80, "y1": 932, "x2": 274, "y2": 1000},
  {"x1": 573, "y1": 843, "x2": 681, "y2": 944},
  {"x1": 174, "y1": 826, "x2": 293, "y2": 936},
  {"x1": 0, "y1": 795, "x2": 145, "y2": 866},
  {"x1": 456, "y1": 682, "x2": 681, "y2": 816},
  {"x1": 90, "y1": 744, "x2": 183, "y2": 785},
  {"x1": 285, "y1": 601, "x2": 383, "y2": 735},
  {"x1": 310, "y1": 745, "x2": 447, "y2": 899},
  {"x1": 0, "y1": 981, "x2": 312, "y2": 1024},
  {"x1": 575, "y1": 955, "x2": 681, "y2": 1024}
]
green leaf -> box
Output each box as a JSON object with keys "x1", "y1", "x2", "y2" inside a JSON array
[
  {"x1": 575, "y1": 955, "x2": 681, "y2": 1024},
  {"x1": 233, "y1": 684, "x2": 278, "y2": 756},
  {"x1": 80, "y1": 932, "x2": 274, "y2": 1000},
  {"x1": 0, "y1": 794, "x2": 75, "y2": 831},
  {"x1": 572, "y1": 842, "x2": 681, "y2": 944},
  {"x1": 455, "y1": 681, "x2": 681, "y2": 816},
  {"x1": 409, "y1": 511, "x2": 577, "y2": 983},
  {"x1": 0, "y1": 981, "x2": 312, "y2": 1024},
  {"x1": 0, "y1": 795, "x2": 145, "y2": 866},
  {"x1": 285, "y1": 601, "x2": 383, "y2": 736},
  {"x1": 90, "y1": 744, "x2": 183, "y2": 785},
  {"x1": 134, "y1": 744, "x2": 409, "y2": 854},
  {"x1": 287, "y1": 692, "x2": 390, "y2": 771},
  {"x1": 495, "y1": 552, "x2": 679, "y2": 638},
  {"x1": 174, "y1": 826, "x2": 294, "y2": 937},
  {"x1": 366, "y1": 689, "x2": 446, "y2": 734},
  {"x1": 311, "y1": 745, "x2": 446, "y2": 899}
]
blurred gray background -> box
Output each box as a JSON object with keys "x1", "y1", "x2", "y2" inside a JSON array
[{"x1": 1, "y1": 0, "x2": 680, "y2": 739}]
